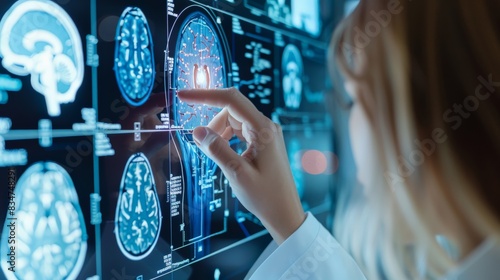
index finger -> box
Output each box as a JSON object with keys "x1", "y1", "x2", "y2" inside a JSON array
[{"x1": 177, "y1": 87, "x2": 268, "y2": 130}]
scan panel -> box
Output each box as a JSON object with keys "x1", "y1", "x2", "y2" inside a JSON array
[
  {"x1": 0, "y1": 0, "x2": 91, "y2": 130},
  {"x1": 282, "y1": 44, "x2": 303, "y2": 110},
  {"x1": 115, "y1": 152, "x2": 162, "y2": 260},
  {"x1": 290, "y1": 0, "x2": 321, "y2": 36},
  {"x1": 230, "y1": 18, "x2": 275, "y2": 116},
  {"x1": 96, "y1": 1, "x2": 168, "y2": 132},
  {"x1": 195, "y1": 0, "x2": 322, "y2": 37},
  {"x1": 274, "y1": 36, "x2": 329, "y2": 121},
  {"x1": 0, "y1": 136, "x2": 97, "y2": 280},
  {"x1": 169, "y1": 8, "x2": 231, "y2": 262},
  {"x1": 97, "y1": 131, "x2": 174, "y2": 280},
  {"x1": 0, "y1": 162, "x2": 87, "y2": 280},
  {"x1": 114, "y1": 7, "x2": 155, "y2": 107},
  {"x1": 0, "y1": 0, "x2": 84, "y2": 117},
  {"x1": 172, "y1": 10, "x2": 227, "y2": 129},
  {"x1": 168, "y1": 136, "x2": 228, "y2": 249}
]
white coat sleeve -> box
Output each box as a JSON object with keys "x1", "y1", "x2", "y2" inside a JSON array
[{"x1": 245, "y1": 212, "x2": 367, "y2": 280}]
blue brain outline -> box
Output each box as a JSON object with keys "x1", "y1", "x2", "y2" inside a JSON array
[
  {"x1": 0, "y1": 162, "x2": 87, "y2": 280},
  {"x1": 114, "y1": 7, "x2": 155, "y2": 107},
  {"x1": 173, "y1": 11, "x2": 226, "y2": 129},
  {"x1": 115, "y1": 153, "x2": 161, "y2": 260}
]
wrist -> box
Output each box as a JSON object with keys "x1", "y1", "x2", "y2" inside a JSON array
[{"x1": 263, "y1": 208, "x2": 306, "y2": 245}]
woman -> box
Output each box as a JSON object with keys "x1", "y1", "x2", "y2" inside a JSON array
[{"x1": 178, "y1": 0, "x2": 500, "y2": 278}]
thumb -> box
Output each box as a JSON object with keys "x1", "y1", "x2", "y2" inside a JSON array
[{"x1": 193, "y1": 126, "x2": 249, "y2": 179}]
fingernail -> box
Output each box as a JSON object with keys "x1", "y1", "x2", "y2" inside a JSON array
[{"x1": 193, "y1": 127, "x2": 208, "y2": 144}]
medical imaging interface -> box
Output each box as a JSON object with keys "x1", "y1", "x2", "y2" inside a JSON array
[{"x1": 0, "y1": 0, "x2": 336, "y2": 279}]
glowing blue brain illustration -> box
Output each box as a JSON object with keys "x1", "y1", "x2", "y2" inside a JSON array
[
  {"x1": 114, "y1": 7, "x2": 155, "y2": 106},
  {"x1": 0, "y1": 0, "x2": 84, "y2": 117},
  {"x1": 115, "y1": 153, "x2": 161, "y2": 260},
  {"x1": 173, "y1": 12, "x2": 226, "y2": 129},
  {"x1": 282, "y1": 44, "x2": 303, "y2": 109},
  {"x1": 0, "y1": 162, "x2": 87, "y2": 280}
]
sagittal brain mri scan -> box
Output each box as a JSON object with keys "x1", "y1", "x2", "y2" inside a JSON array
[
  {"x1": 282, "y1": 44, "x2": 303, "y2": 109},
  {"x1": 0, "y1": 0, "x2": 84, "y2": 116},
  {"x1": 0, "y1": 162, "x2": 87, "y2": 280},
  {"x1": 115, "y1": 153, "x2": 161, "y2": 260},
  {"x1": 171, "y1": 10, "x2": 228, "y2": 257},
  {"x1": 114, "y1": 7, "x2": 155, "y2": 107}
]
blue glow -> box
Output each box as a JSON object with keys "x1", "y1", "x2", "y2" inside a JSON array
[
  {"x1": 0, "y1": 0, "x2": 84, "y2": 116},
  {"x1": 291, "y1": 0, "x2": 321, "y2": 36},
  {"x1": 267, "y1": 0, "x2": 292, "y2": 25},
  {"x1": 115, "y1": 153, "x2": 161, "y2": 261},
  {"x1": 287, "y1": 138, "x2": 304, "y2": 198},
  {"x1": 172, "y1": 11, "x2": 228, "y2": 255},
  {"x1": 344, "y1": 0, "x2": 360, "y2": 16},
  {"x1": 246, "y1": 0, "x2": 321, "y2": 36},
  {"x1": 114, "y1": 7, "x2": 155, "y2": 107},
  {"x1": 282, "y1": 44, "x2": 303, "y2": 109},
  {"x1": 173, "y1": 12, "x2": 226, "y2": 129},
  {"x1": 0, "y1": 162, "x2": 87, "y2": 280},
  {"x1": 0, "y1": 74, "x2": 22, "y2": 104}
]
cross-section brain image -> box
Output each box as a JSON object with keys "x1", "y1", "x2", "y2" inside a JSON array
[
  {"x1": 114, "y1": 7, "x2": 155, "y2": 107},
  {"x1": 0, "y1": 0, "x2": 84, "y2": 117},
  {"x1": 0, "y1": 162, "x2": 87, "y2": 280},
  {"x1": 173, "y1": 11, "x2": 227, "y2": 129},
  {"x1": 115, "y1": 153, "x2": 161, "y2": 260},
  {"x1": 282, "y1": 44, "x2": 303, "y2": 109}
]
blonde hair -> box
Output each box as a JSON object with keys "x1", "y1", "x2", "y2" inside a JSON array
[{"x1": 330, "y1": 0, "x2": 500, "y2": 278}]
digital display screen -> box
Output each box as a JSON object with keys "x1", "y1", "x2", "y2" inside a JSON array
[{"x1": 0, "y1": 0, "x2": 336, "y2": 279}]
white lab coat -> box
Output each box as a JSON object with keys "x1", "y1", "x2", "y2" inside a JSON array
[{"x1": 245, "y1": 212, "x2": 500, "y2": 280}]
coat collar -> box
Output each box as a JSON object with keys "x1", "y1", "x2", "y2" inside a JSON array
[{"x1": 445, "y1": 238, "x2": 500, "y2": 279}]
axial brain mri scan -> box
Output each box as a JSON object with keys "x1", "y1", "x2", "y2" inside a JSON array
[
  {"x1": 114, "y1": 7, "x2": 155, "y2": 107},
  {"x1": 115, "y1": 153, "x2": 161, "y2": 261},
  {"x1": 1, "y1": 162, "x2": 87, "y2": 280}
]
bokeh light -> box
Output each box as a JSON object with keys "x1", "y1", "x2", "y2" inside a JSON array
[{"x1": 301, "y1": 150, "x2": 328, "y2": 175}]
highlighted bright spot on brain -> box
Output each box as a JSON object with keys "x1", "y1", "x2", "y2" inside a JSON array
[
  {"x1": 115, "y1": 153, "x2": 161, "y2": 260},
  {"x1": 114, "y1": 7, "x2": 155, "y2": 106},
  {"x1": 173, "y1": 12, "x2": 226, "y2": 128},
  {"x1": 0, "y1": 162, "x2": 87, "y2": 280}
]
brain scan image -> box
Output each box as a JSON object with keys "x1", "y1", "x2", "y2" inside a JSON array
[
  {"x1": 0, "y1": 0, "x2": 84, "y2": 117},
  {"x1": 114, "y1": 7, "x2": 155, "y2": 107},
  {"x1": 282, "y1": 44, "x2": 303, "y2": 109},
  {"x1": 0, "y1": 162, "x2": 87, "y2": 280},
  {"x1": 170, "y1": 11, "x2": 228, "y2": 252},
  {"x1": 173, "y1": 11, "x2": 226, "y2": 129},
  {"x1": 115, "y1": 153, "x2": 161, "y2": 260}
]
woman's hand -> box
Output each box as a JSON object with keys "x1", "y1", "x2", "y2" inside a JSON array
[{"x1": 177, "y1": 88, "x2": 306, "y2": 244}]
